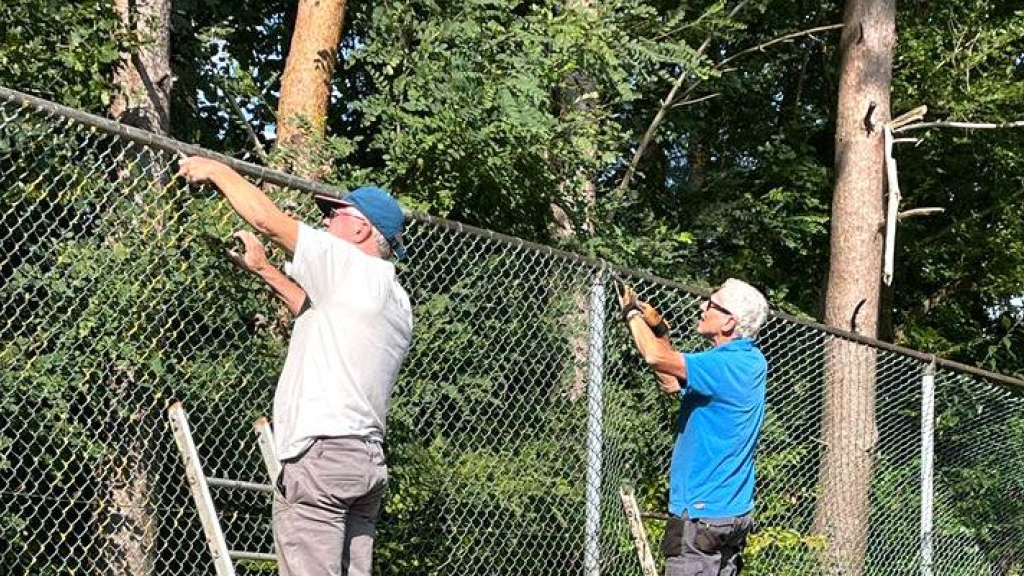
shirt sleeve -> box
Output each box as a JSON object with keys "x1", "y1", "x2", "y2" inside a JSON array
[
  {"x1": 284, "y1": 223, "x2": 358, "y2": 306},
  {"x1": 682, "y1": 349, "x2": 719, "y2": 397}
]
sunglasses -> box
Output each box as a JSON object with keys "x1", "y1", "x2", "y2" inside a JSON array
[
  {"x1": 326, "y1": 205, "x2": 369, "y2": 224},
  {"x1": 702, "y1": 298, "x2": 733, "y2": 316}
]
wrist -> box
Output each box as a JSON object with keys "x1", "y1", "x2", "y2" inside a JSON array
[
  {"x1": 253, "y1": 262, "x2": 274, "y2": 277},
  {"x1": 625, "y1": 309, "x2": 642, "y2": 321},
  {"x1": 209, "y1": 163, "x2": 239, "y2": 186}
]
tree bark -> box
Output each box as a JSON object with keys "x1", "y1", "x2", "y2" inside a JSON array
[
  {"x1": 551, "y1": 61, "x2": 598, "y2": 240},
  {"x1": 814, "y1": 1, "x2": 895, "y2": 574},
  {"x1": 555, "y1": 0, "x2": 600, "y2": 401},
  {"x1": 776, "y1": 52, "x2": 811, "y2": 134},
  {"x1": 276, "y1": 0, "x2": 348, "y2": 178},
  {"x1": 105, "y1": 1, "x2": 171, "y2": 573},
  {"x1": 687, "y1": 140, "x2": 708, "y2": 194},
  {"x1": 110, "y1": 0, "x2": 172, "y2": 133},
  {"x1": 552, "y1": 0, "x2": 599, "y2": 240}
]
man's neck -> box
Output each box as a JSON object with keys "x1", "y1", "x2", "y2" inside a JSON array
[{"x1": 712, "y1": 334, "x2": 738, "y2": 347}]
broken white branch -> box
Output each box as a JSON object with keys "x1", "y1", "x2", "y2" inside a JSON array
[
  {"x1": 898, "y1": 207, "x2": 945, "y2": 221},
  {"x1": 883, "y1": 125, "x2": 900, "y2": 287},
  {"x1": 889, "y1": 105, "x2": 928, "y2": 130},
  {"x1": 876, "y1": 207, "x2": 945, "y2": 232},
  {"x1": 895, "y1": 120, "x2": 1024, "y2": 133}
]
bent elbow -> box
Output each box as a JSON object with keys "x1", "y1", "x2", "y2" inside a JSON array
[{"x1": 643, "y1": 351, "x2": 665, "y2": 369}]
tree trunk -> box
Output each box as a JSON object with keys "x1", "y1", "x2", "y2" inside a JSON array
[
  {"x1": 551, "y1": 0, "x2": 600, "y2": 241},
  {"x1": 555, "y1": 0, "x2": 600, "y2": 400},
  {"x1": 776, "y1": 52, "x2": 811, "y2": 134},
  {"x1": 276, "y1": 0, "x2": 348, "y2": 178},
  {"x1": 101, "y1": 406, "x2": 159, "y2": 576},
  {"x1": 813, "y1": 1, "x2": 895, "y2": 574},
  {"x1": 687, "y1": 140, "x2": 708, "y2": 194},
  {"x1": 105, "y1": 1, "x2": 171, "y2": 573},
  {"x1": 110, "y1": 0, "x2": 172, "y2": 133},
  {"x1": 268, "y1": 0, "x2": 348, "y2": 340}
]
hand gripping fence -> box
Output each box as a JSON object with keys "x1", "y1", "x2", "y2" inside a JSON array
[{"x1": 2, "y1": 84, "x2": 1024, "y2": 575}]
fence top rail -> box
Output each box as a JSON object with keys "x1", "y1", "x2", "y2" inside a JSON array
[{"x1": 3, "y1": 84, "x2": 1022, "y2": 391}]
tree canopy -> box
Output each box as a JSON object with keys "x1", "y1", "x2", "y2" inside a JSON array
[{"x1": 4, "y1": 0, "x2": 1021, "y2": 377}]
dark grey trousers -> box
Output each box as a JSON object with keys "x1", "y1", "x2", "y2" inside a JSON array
[
  {"x1": 273, "y1": 437, "x2": 388, "y2": 576},
  {"x1": 663, "y1": 510, "x2": 754, "y2": 576}
]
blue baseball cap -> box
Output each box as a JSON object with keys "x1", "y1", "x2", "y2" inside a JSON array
[{"x1": 315, "y1": 186, "x2": 407, "y2": 259}]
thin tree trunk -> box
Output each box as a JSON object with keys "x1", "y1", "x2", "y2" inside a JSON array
[
  {"x1": 105, "y1": 1, "x2": 171, "y2": 573},
  {"x1": 551, "y1": 0, "x2": 599, "y2": 240},
  {"x1": 276, "y1": 0, "x2": 347, "y2": 178},
  {"x1": 100, "y1": 402, "x2": 159, "y2": 576},
  {"x1": 111, "y1": 0, "x2": 172, "y2": 133},
  {"x1": 687, "y1": 140, "x2": 708, "y2": 194},
  {"x1": 267, "y1": 0, "x2": 348, "y2": 339},
  {"x1": 776, "y1": 52, "x2": 811, "y2": 134},
  {"x1": 556, "y1": 0, "x2": 599, "y2": 399},
  {"x1": 814, "y1": 1, "x2": 895, "y2": 574}
]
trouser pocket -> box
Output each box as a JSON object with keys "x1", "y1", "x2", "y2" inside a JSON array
[
  {"x1": 662, "y1": 516, "x2": 686, "y2": 558},
  {"x1": 693, "y1": 520, "x2": 731, "y2": 553},
  {"x1": 693, "y1": 516, "x2": 753, "y2": 554}
]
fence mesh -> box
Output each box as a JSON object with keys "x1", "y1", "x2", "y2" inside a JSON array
[{"x1": 2, "y1": 86, "x2": 1024, "y2": 575}]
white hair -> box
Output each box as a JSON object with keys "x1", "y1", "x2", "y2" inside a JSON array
[
  {"x1": 371, "y1": 227, "x2": 392, "y2": 259},
  {"x1": 347, "y1": 205, "x2": 392, "y2": 259},
  {"x1": 716, "y1": 278, "x2": 769, "y2": 339}
]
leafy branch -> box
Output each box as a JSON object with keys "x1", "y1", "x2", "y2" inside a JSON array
[{"x1": 616, "y1": 20, "x2": 843, "y2": 196}]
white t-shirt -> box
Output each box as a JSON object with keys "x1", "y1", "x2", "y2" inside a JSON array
[{"x1": 273, "y1": 223, "x2": 413, "y2": 460}]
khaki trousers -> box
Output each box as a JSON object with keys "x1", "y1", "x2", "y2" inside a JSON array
[{"x1": 273, "y1": 437, "x2": 388, "y2": 576}]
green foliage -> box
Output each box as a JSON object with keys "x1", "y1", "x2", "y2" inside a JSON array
[
  {"x1": 4, "y1": 0, "x2": 1024, "y2": 573},
  {"x1": 744, "y1": 527, "x2": 827, "y2": 575},
  {"x1": 0, "y1": 123, "x2": 290, "y2": 572},
  {"x1": 376, "y1": 231, "x2": 597, "y2": 572},
  {"x1": 335, "y1": 0, "x2": 718, "y2": 238},
  {"x1": 0, "y1": 0, "x2": 132, "y2": 111},
  {"x1": 892, "y1": 2, "x2": 1024, "y2": 373}
]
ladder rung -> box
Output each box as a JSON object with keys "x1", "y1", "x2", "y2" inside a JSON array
[
  {"x1": 207, "y1": 477, "x2": 274, "y2": 494},
  {"x1": 171, "y1": 402, "x2": 281, "y2": 575},
  {"x1": 229, "y1": 550, "x2": 278, "y2": 562}
]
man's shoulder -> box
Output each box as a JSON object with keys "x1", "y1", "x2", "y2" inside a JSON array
[
  {"x1": 716, "y1": 339, "x2": 765, "y2": 361},
  {"x1": 690, "y1": 340, "x2": 766, "y2": 381}
]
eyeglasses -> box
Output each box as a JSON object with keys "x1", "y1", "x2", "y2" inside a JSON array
[
  {"x1": 328, "y1": 206, "x2": 369, "y2": 224},
  {"x1": 702, "y1": 297, "x2": 733, "y2": 316}
]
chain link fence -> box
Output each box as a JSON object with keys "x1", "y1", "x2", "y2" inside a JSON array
[{"x1": 1, "y1": 85, "x2": 1023, "y2": 575}]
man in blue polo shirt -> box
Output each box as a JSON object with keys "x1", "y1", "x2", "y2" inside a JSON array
[{"x1": 621, "y1": 278, "x2": 769, "y2": 576}]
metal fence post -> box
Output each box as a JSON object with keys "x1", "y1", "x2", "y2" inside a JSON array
[
  {"x1": 585, "y1": 272, "x2": 607, "y2": 576},
  {"x1": 920, "y1": 361, "x2": 936, "y2": 576}
]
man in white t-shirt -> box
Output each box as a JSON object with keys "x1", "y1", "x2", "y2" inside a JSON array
[{"x1": 178, "y1": 157, "x2": 413, "y2": 576}]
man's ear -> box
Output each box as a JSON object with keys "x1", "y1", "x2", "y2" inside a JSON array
[
  {"x1": 352, "y1": 220, "x2": 374, "y2": 243},
  {"x1": 722, "y1": 316, "x2": 738, "y2": 336}
]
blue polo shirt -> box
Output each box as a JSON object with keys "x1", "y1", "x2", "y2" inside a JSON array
[{"x1": 668, "y1": 338, "x2": 766, "y2": 519}]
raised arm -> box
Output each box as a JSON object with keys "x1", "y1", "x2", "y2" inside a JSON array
[
  {"x1": 228, "y1": 231, "x2": 307, "y2": 316},
  {"x1": 178, "y1": 157, "x2": 299, "y2": 253},
  {"x1": 624, "y1": 311, "x2": 687, "y2": 392}
]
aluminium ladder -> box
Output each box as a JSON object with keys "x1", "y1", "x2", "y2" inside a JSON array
[{"x1": 168, "y1": 402, "x2": 280, "y2": 575}]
